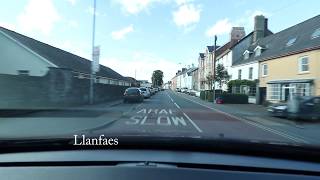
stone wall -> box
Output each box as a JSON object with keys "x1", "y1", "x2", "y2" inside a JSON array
[{"x1": 0, "y1": 68, "x2": 129, "y2": 109}]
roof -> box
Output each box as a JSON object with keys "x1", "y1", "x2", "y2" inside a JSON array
[
  {"x1": 233, "y1": 15, "x2": 320, "y2": 66},
  {"x1": 216, "y1": 41, "x2": 231, "y2": 57},
  {"x1": 199, "y1": 53, "x2": 205, "y2": 59},
  {"x1": 186, "y1": 67, "x2": 198, "y2": 75},
  {"x1": 206, "y1": 45, "x2": 220, "y2": 53},
  {"x1": 0, "y1": 27, "x2": 127, "y2": 81}
]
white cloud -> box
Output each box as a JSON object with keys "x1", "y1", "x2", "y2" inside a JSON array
[
  {"x1": 204, "y1": 10, "x2": 271, "y2": 38},
  {"x1": 205, "y1": 18, "x2": 232, "y2": 37},
  {"x1": 111, "y1": 25, "x2": 134, "y2": 40},
  {"x1": 175, "y1": 0, "x2": 193, "y2": 5},
  {"x1": 101, "y1": 52, "x2": 181, "y2": 82},
  {"x1": 114, "y1": 0, "x2": 161, "y2": 15},
  {"x1": 17, "y1": 0, "x2": 60, "y2": 35},
  {"x1": 0, "y1": 22, "x2": 16, "y2": 30},
  {"x1": 173, "y1": 3, "x2": 201, "y2": 27},
  {"x1": 66, "y1": 0, "x2": 76, "y2": 6}
]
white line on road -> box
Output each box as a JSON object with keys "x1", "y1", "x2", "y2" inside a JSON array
[
  {"x1": 172, "y1": 91, "x2": 309, "y2": 144},
  {"x1": 166, "y1": 91, "x2": 203, "y2": 133},
  {"x1": 183, "y1": 112, "x2": 203, "y2": 133}
]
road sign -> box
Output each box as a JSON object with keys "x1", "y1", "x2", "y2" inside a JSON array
[{"x1": 92, "y1": 46, "x2": 100, "y2": 73}]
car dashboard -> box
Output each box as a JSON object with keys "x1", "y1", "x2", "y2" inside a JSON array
[{"x1": 0, "y1": 149, "x2": 319, "y2": 179}]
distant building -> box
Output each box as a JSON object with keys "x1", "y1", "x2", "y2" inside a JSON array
[{"x1": 138, "y1": 80, "x2": 152, "y2": 88}]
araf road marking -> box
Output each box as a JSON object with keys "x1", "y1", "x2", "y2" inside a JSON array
[
  {"x1": 171, "y1": 116, "x2": 187, "y2": 126},
  {"x1": 136, "y1": 108, "x2": 174, "y2": 115}
]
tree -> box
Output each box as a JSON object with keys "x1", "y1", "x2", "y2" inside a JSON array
[
  {"x1": 152, "y1": 70, "x2": 163, "y2": 87},
  {"x1": 214, "y1": 64, "x2": 230, "y2": 89},
  {"x1": 206, "y1": 72, "x2": 214, "y2": 90}
]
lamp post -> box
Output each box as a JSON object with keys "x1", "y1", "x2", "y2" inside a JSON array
[
  {"x1": 89, "y1": 0, "x2": 97, "y2": 104},
  {"x1": 213, "y1": 35, "x2": 217, "y2": 103}
]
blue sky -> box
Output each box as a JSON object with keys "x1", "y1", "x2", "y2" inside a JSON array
[{"x1": 0, "y1": 0, "x2": 319, "y2": 82}]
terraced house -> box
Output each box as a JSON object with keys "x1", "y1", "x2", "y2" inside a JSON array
[{"x1": 257, "y1": 15, "x2": 320, "y2": 103}]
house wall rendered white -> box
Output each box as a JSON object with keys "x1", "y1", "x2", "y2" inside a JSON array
[
  {"x1": 215, "y1": 51, "x2": 233, "y2": 91},
  {"x1": 231, "y1": 62, "x2": 259, "y2": 81},
  {"x1": 0, "y1": 30, "x2": 55, "y2": 76}
]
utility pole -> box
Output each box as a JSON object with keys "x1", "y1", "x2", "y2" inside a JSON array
[
  {"x1": 89, "y1": 0, "x2": 96, "y2": 104},
  {"x1": 213, "y1": 35, "x2": 217, "y2": 103}
]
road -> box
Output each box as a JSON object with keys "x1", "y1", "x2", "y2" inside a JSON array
[{"x1": 0, "y1": 90, "x2": 318, "y2": 145}]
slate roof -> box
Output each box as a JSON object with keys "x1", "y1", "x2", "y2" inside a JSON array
[
  {"x1": 199, "y1": 53, "x2": 205, "y2": 59},
  {"x1": 0, "y1": 27, "x2": 127, "y2": 81},
  {"x1": 207, "y1": 45, "x2": 220, "y2": 52},
  {"x1": 233, "y1": 15, "x2": 320, "y2": 66}
]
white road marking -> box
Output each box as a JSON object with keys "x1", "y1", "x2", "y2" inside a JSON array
[
  {"x1": 173, "y1": 91, "x2": 309, "y2": 144},
  {"x1": 166, "y1": 91, "x2": 203, "y2": 133},
  {"x1": 174, "y1": 103, "x2": 181, "y2": 109},
  {"x1": 183, "y1": 112, "x2": 203, "y2": 133}
]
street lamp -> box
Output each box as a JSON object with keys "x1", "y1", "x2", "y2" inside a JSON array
[
  {"x1": 89, "y1": 0, "x2": 97, "y2": 104},
  {"x1": 213, "y1": 35, "x2": 217, "y2": 103}
]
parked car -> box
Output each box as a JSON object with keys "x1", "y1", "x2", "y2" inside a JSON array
[
  {"x1": 149, "y1": 87, "x2": 155, "y2": 95},
  {"x1": 139, "y1": 87, "x2": 151, "y2": 99},
  {"x1": 176, "y1": 88, "x2": 181, "y2": 92},
  {"x1": 287, "y1": 96, "x2": 320, "y2": 120},
  {"x1": 123, "y1": 87, "x2": 144, "y2": 103},
  {"x1": 267, "y1": 103, "x2": 288, "y2": 117},
  {"x1": 181, "y1": 87, "x2": 188, "y2": 93}
]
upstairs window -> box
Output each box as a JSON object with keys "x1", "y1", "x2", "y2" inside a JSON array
[
  {"x1": 299, "y1": 56, "x2": 309, "y2": 73},
  {"x1": 286, "y1": 37, "x2": 296, "y2": 47},
  {"x1": 261, "y1": 64, "x2": 268, "y2": 76},
  {"x1": 238, "y1": 69, "x2": 242, "y2": 80},
  {"x1": 311, "y1": 28, "x2": 320, "y2": 39},
  {"x1": 243, "y1": 50, "x2": 251, "y2": 60},
  {"x1": 249, "y1": 67, "x2": 253, "y2": 79},
  {"x1": 254, "y1": 46, "x2": 263, "y2": 57}
]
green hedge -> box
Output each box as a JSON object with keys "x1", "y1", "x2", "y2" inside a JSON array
[{"x1": 218, "y1": 94, "x2": 248, "y2": 104}]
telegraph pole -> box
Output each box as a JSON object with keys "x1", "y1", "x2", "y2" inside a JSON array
[
  {"x1": 213, "y1": 35, "x2": 217, "y2": 103},
  {"x1": 89, "y1": 0, "x2": 96, "y2": 104}
]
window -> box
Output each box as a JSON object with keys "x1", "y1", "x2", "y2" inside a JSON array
[
  {"x1": 238, "y1": 69, "x2": 242, "y2": 80},
  {"x1": 291, "y1": 83, "x2": 311, "y2": 97},
  {"x1": 249, "y1": 67, "x2": 253, "y2": 80},
  {"x1": 17, "y1": 70, "x2": 29, "y2": 76},
  {"x1": 311, "y1": 28, "x2": 320, "y2": 39},
  {"x1": 255, "y1": 48, "x2": 261, "y2": 57},
  {"x1": 286, "y1": 37, "x2": 296, "y2": 47},
  {"x1": 299, "y1": 56, "x2": 309, "y2": 72},
  {"x1": 244, "y1": 52, "x2": 249, "y2": 60},
  {"x1": 268, "y1": 84, "x2": 281, "y2": 100},
  {"x1": 261, "y1": 64, "x2": 268, "y2": 76}
]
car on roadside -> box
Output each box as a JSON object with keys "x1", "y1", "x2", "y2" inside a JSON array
[
  {"x1": 181, "y1": 87, "x2": 188, "y2": 93},
  {"x1": 139, "y1": 87, "x2": 151, "y2": 99},
  {"x1": 149, "y1": 87, "x2": 155, "y2": 95},
  {"x1": 176, "y1": 88, "x2": 181, "y2": 92},
  {"x1": 267, "y1": 103, "x2": 288, "y2": 118},
  {"x1": 123, "y1": 87, "x2": 144, "y2": 103},
  {"x1": 287, "y1": 96, "x2": 320, "y2": 120}
]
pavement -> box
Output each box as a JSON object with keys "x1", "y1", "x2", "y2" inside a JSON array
[{"x1": 0, "y1": 90, "x2": 320, "y2": 145}]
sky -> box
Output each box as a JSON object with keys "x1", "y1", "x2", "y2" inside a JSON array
[{"x1": 0, "y1": 0, "x2": 319, "y2": 82}]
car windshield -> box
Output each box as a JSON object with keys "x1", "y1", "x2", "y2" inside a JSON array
[{"x1": 0, "y1": 0, "x2": 320, "y2": 154}]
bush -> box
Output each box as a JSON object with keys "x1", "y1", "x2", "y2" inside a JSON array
[
  {"x1": 206, "y1": 90, "x2": 213, "y2": 102},
  {"x1": 200, "y1": 91, "x2": 205, "y2": 100},
  {"x1": 218, "y1": 94, "x2": 248, "y2": 104}
]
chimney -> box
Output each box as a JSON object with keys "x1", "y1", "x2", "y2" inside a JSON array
[
  {"x1": 182, "y1": 68, "x2": 186, "y2": 72},
  {"x1": 253, "y1": 15, "x2": 268, "y2": 43},
  {"x1": 230, "y1": 27, "x2": 245, "y2": 42}
]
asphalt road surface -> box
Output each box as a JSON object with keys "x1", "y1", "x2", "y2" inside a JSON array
[{"x1": 0, "y1": 90, "x2": 317, "y2": 145}]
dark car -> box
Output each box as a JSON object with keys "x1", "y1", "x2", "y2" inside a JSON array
[
  {"x1": 267, "y1": 103, "x2": 288, "y2": 118},
  {"x1": 287, "y1": 96, "x2": 320, "y2": 120},
  {"x1": 123, "y1": 87, "x2": 144, "y2": 103}
]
